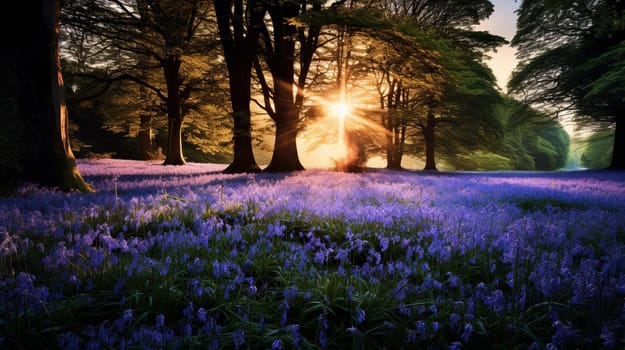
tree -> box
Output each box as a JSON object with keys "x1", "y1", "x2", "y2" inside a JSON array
[
  {"x1": 441, "y1": 98, "x2": 570, "y2": 171},
  {"x1": 214, "y1": 0, "x2": 263, "y2": 173},
  {"x1": 510, "y1": 0, "x2": 625, "y2": 169},
  {"x1": 370, "y1": 39, "x2": 442, "y2": 170},
  {"x1": 373, "y1": 0, "x2": 505, "y2": 171},
  {"x1": 63, "y1": 0, "x2": 214, "y2": 165},
  {"x1": 429, "y1": 45, "x2": 503, "y2": 170},
  {"x1": 253, "y1": 0, "x2": 324, "y2": 172},
  {"x1": 0, "y1": 1, "x2": 93, "y2": 192},
  {"x1": 580, "y1": 129, "x2": 614, "y2": 169}
]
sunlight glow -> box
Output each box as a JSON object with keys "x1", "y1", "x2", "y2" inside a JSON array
[
  {"x1": 330, "y1": 102, "x2": 350, "y2": 161},
  {"x1": 330, "y1": 102, "x2": 350, "y2": 119}
]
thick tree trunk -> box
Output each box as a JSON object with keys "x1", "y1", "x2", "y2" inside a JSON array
[
  {"x1": 264, "y1": 7, "x2": 304, "y2": 172},
  {"x1": 423, "y1": 114, "x2": 438, "y2": 171},
  {"x1": 223, "y1": 58, "x2": 260, "y2": 173},
  {"x1": 14, "y1": 0, "x2": 92, "y2": 192},
  {"x1": 215, "y1": 0, "x2": 262, "y2": 173},
  {"x1": 162, "y1": 58, "x2": 185, "y2": 165},
  {"x1": 138, "y1": 114, "x2": 153, "y2": 160},
  {"x1": 224, "y1": 107, "x2": 261, "y2": 173},
  {"x1": 610, "y1": 112, "x2": 624, "y2": 169},
  {"x1": 265, "y1": 115, "x2": 304, "y2": 172},
  {"x1": 165, "y1": 116, "x2": 185, "y2": 165}
]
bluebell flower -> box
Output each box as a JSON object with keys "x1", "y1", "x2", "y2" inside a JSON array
[
  {"x1": 398, "y1": 302, "x2": 412, "y2": 317},
  {"x1": 600, "y1": 323, "x2": 616, "y2": 348},
  {"x1": 428, "y1": 304, "x2": 438, "y2": 316},
  {"x1": 449, "y1": 313, "x2": 461, "y2": 332},
  {"x1": 197, "y1": 307, "x2": 207, "y2": 323},
  {"x1": 232, "y1": 328, "x2": 245, "y2": 349},
  {"x1": 355, "y1": 307, "x2": 366, "y2": 324},
  {"x1": 155, "y1": 314, "x2": 165, "y2": 328},
  {"x1": 485, "y1": 289, "x2": 505, "y2": 314},
  {"x1": 317, "y1": 329, "x2": 328, "y2": 348},
  {"x1": 271, "y1": 339, "x2": 284, "y2": 350},
  {"x1": 406, "y1": 329, "x2": 417, "y2": 343},
  {"x1": 461, "y1": 323, "x2": 473, "y2": 343},
  {"x1": 183, "y1": 302, "x2": 194, "y2": 320},
  {"x1": 346, "y1": 326, "x2": 359, "y2": 335},
  {"x1": 283, "y1": 286, "x2": 298, "y2": 300},
  {"x1": 449, "y1": 341, "x2": 462, "y2": 350},
  {"x1": 415, "y1": 320, "x2": 426, "y2": 340},
  {"x1": 248, "y1": 285, "x2": 257, "y2": 296}
]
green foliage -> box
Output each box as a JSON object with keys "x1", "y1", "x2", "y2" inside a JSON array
[
  {"x1": 580, "y1": 129, "x2": 614, "y2": 169},
  {"x1": 510, "y1": 0, "x2": 625, "y2": 168},
  {"x1": 578, "y1": 42, "x2": 625, "y2": 112},
  {"x1": 443, "y1": 98, "x2": 570, "y2": 171},
  {"x1": 449, "y1": 151, "x2": 514, "y2": 171}
]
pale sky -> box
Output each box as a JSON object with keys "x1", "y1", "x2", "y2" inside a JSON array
[{"x1": 476, "y1": 0, "x2": 520, "y2": 92}]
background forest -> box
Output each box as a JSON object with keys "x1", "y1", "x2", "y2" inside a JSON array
[
  {"x1": 14, "y1": 0, "x2": 577, "y2": 172},
  {"x1": 1, "y1": 0, "x2": 623, "y2": 194}
]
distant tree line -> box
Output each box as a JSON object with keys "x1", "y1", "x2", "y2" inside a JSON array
[
  {"x1": 509, "y1": 0, "x2": 624, "y2": 169},
  {"x1": 2, "y1": 0, "x2": 621, "y2": 192}
]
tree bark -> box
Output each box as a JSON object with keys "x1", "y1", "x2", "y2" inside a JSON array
[
  {"x1": 610, "y1": 112, "x2": 624, "y2": 169},
  {"x1": 423, "y1": 113, "x2": 438, "y2": 171},
  {"x1": 162, "y1": 57, "x2": 186, "y2": 165},
  {"x1": 263, "y1": 5, "x2": 305, "y2": 172},
  {"x1": 215, "y1": 0, "x2": 263, "y2": 173},
  {"x1": 13, "y1": 0, "x2": 93, "y2": 192},
  {"x1": 385, "y1": 80, "x2": 404, "y2": 170},
  {"x1": 138, "y1": 114, "x2": 153, "y2": 160},
  {"x1": 265, "y1": 115, "x2": 304, "y2": 172}
]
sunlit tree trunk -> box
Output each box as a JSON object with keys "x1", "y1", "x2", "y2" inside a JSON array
[
  {"x1": 13, "y1": 0, "x2": 93, "y2": 192},
  {"x1": 162, "y1": 57, "x2": 185, "y2": 165},
  {"x1": 385, "y1": 79, "x2": 404, "y2": 170},
  {"x1": 138, "y1": 114, "x2": 153, "y2": 160},
  {"x1": 264, "y1": 65, "x2": 305, "y2": 172},
  {"x1": 263, "y1": 5, "x2": 305, "y2": 172},
  {"x1": 611, "y1": 112, "x2": 624, "y2": 169}
]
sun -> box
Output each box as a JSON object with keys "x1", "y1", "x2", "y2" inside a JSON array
[{"x1": 330, "y1": 102, "x2": 350, "y2": 119}]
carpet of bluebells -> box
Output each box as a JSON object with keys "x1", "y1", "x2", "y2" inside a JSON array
[{"x1": 1, "y1": 159, "x2": 625, "y2": 349}]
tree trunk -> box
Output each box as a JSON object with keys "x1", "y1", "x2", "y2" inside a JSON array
[
  {"x1": 384, "y1": 113, "x2": 398, "y2": 169},
  {"x1": 162, "y1": 57, "x2": 185, "y2": 165},
  {"x1": 222, "y1": 48, "x2": 260, "y2": 173},
  {"x1": 386, "y1": 114, "x2": 403, "y2": 170},
  {"x1": 215, "y1": 0, "x2": 262, "y2": 173},
  {"x1": 165, "y1": 116, "x2": 185, "y2": 165},
  {"x1": 138, "y1": 114, "x2": 153, "y2": 160},
  {"x1": 265, "y1": 115, "x2": 304, "y2": 172},
  {"x1": 14, "y1": 0, "x2": 92, "y2": 192},
  {"x1": 610, "y1": 112, "x2": 624, "y2": 169},
  {"x1": 423, "y1": 114, "x2": 438, "y2": 171},
  {"x1": 224, "y1": 106, "x2": 260, "y2": 173},
  {"x1": 385, "y1": 80, "x2": 404, "y2": 170},
  {"x1": 264, "y1": 6, "x2": 304, "y2": 172}
]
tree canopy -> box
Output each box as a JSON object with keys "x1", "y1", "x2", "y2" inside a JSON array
[
  {"x1": 509, "y1": 0, "x2": 625, "y2": 169},
  {"x1": 1, "y1": 0, "x2": 593, "y2": 192}
]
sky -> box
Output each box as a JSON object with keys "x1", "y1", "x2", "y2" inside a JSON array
[{"x1": 476, "y1": 0, "x2": 521, "y2": 92}]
